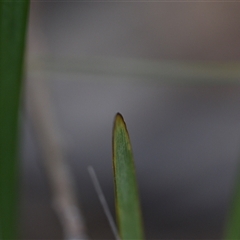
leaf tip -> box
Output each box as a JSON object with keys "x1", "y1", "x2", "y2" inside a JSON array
[
  {"x1": 115, "y1": 112, "x2": 124, "y2": 122},
  {"x1": 114, "y1": 112, "x2": 127, "y2": 131}
]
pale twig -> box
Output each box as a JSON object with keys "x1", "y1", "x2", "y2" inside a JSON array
[
  {"x1": 27, "y1": 77, "x2": 88, "y2": 240},
  {"x1": 88, "y1": 166, "x2": 120, "y2": 240},
  {"x1": 29, "y1": 56, "x2": 240, "y2": 85}
]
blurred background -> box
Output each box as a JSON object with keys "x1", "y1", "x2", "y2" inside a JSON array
[{"x1": 20, "y1": 2, "x2": 240, "y2": 239}]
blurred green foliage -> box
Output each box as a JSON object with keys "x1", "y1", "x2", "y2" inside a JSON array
[{"x1": 0, "y1": 1, "x2": 29, "y2": 239}]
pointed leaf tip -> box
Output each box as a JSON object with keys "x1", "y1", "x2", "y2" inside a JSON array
[{"x1": 114, "y1": 113, "x2": 126, "y2": 130}]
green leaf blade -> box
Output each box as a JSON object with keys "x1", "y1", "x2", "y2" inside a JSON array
[
  {"x1": 0, "y1": 1, "x2": 30, "y2": 239},
  {"x1": 224, "y1": 174, "x2": 240, "y2": 239},
  {"x1": 113, "y1": 113, "x2": 144, "y2": 240}
]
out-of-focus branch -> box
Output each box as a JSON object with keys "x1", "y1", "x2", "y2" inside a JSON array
[
  {"x1": 29, "y1": 56, "x2": 240, "y2": 85},
  {"x1": 26, "y1": 77, "x2": 88, "y2": 240}
]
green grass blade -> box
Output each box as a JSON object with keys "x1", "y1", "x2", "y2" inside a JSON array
[
  {"x1": 0, "y1": 1, "x2": 30, "y2": 239},
  {"x1": 112, "y1": 113, "x2": 144, "y2": 240},
  {"x1": 224, "y1": 173, "x2": 240, "y2": 239}
]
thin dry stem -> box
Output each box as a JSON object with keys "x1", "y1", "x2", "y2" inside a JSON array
[
  {"x1": 26, "y1": 77, "x2": 88, "y2": 240},
  {"x1": 88, "y1": 166, "x2": 120, "y2": 240}
]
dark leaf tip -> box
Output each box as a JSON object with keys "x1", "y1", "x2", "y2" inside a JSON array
[{"x1": 114, "y1": 112, "x2": 127, "y2": 131}]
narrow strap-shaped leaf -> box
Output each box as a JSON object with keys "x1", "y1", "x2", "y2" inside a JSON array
[
  {"x1": 112, "y1": 113, "x2": 144, "y2": 240},
  {"x1": 224, "y1": 173, "x2": 240, "y2": 239},
  {"x1": 0, "y1": 1, "x2": 30, "y2": 239}
]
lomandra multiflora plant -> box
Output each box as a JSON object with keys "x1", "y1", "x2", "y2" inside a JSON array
[{"x1": 1, "y1": 2, "x2": 240, "y2": 239}]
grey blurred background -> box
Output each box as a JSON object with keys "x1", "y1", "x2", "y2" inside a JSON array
[{"x1": 20, "y1": 2, "x2": 240, "y2": 239}]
